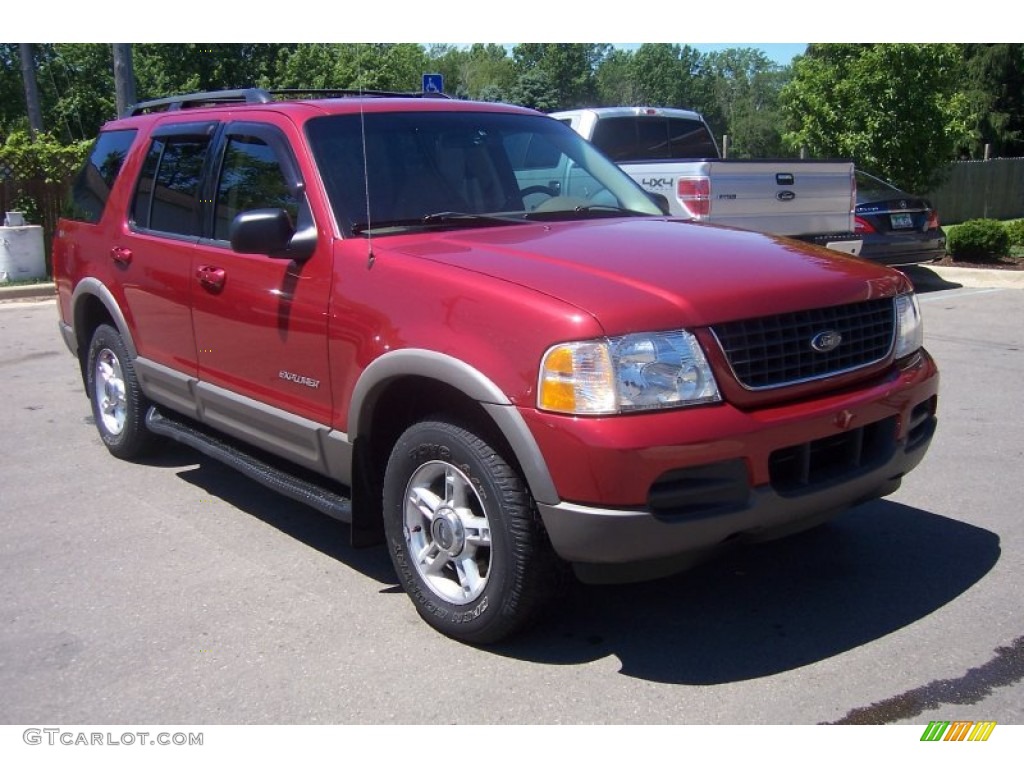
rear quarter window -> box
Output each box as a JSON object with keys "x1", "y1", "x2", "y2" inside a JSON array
[{"x1": 64, "y1": 129, "x2": 137, "y2": 223}]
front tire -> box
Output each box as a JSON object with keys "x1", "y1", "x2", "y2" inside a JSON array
[
  {"x1": 86, "y1": 324, "x2": 157, "y2": 460},
  {"x1": 383, "y1": 420, "x2": 555, "y2": 644}
]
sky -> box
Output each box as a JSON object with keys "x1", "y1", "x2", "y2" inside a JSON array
[
  {"x1": 687, "y1": 44, "x2": 807, "y2": 66},
  {"x1": 617, "y1": 43, "x2": 807, "y2": 67}
]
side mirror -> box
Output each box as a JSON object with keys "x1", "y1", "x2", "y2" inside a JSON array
[{"x1": 229, "y1": 208, "x2": 316, "y2": 261}]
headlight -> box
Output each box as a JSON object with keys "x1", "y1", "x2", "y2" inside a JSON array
[
  {"x1": 894, "y1": 293, "x2": 923, "y2": 359},
  {"x1": 538, "y1": 330, "x2": 721, "y2": 415}
]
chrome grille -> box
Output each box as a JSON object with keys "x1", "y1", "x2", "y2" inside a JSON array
[{"x1": 712, "y1": 298, "x2": 895, "y2": 390}]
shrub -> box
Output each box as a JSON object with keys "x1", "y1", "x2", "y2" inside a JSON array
[
  {"x1": 946, "y1": 219, "x2": 1010, "y2": 262},
  {"x1": 1004, "y1": 219, "x2": 1024, "y2": 248}
]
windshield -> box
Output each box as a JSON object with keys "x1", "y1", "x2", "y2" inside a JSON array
[{"x1": 305, "y1": 110, "x2": 662, "y2": 235}]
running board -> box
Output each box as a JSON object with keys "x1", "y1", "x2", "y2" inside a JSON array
[{"x1": 145, "y1": 407, "x2": 353, "y2": 523}]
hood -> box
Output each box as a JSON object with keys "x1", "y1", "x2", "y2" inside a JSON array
[{"x1": 381, "y1": 218, "x2": 908, "y2": 335}]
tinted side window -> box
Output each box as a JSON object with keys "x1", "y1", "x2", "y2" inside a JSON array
[
  {"x1": 213, "y1": 135, "x2": 299, "y2": 241},
  {"x1": 65, "y1": 129, "x2": 137, "y2": 223},
  {"x1": 131, "y1": 136, "x2": 211, "y2": 236}
]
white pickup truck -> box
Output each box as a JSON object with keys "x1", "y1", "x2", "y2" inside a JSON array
[{"x1": 552, "y1": 106, "x2": 861, "y2": 253}]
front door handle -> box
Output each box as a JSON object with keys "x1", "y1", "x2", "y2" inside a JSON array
[
  {"x1": 110, "y1": 246, "x2": 133, "y2": 265},
  {"x1": 196, "y1": 265, "x2": 227, "y2": 292}
]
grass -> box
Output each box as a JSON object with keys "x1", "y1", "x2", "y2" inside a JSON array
[{"x1": 0, "y1": 276, "x2": 52, "y2": 287}]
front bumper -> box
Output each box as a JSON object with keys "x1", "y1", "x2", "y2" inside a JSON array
[{"x1": 526, "y1": 351, "x2": 938, "y2": 576}]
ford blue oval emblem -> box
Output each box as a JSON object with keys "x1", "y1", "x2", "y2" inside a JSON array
[
  {"x1": 811, "y1": 330, "x2": 842, "y2": 353},
  {"x1": 777, "y1": 190, "x2": 796, "y2": 202}
]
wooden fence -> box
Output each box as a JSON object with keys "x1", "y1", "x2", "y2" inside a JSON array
[
  {"x1": 927, "y1": 158, "x2": 1024, "y2": 225},
  {"x1": 0, "y1": 154, "x2": 80, "y2": 274}
]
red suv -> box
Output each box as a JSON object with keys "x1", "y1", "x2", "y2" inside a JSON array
[{"x1": 53, "y1": 89, "x2": 938, "y2": 643}]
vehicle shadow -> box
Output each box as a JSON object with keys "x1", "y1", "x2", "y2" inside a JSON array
[
  {"x1": 500, "y1": 500, "x2": 999, "y2": 684},
  {"x1": 142, "y1": 445, "x2": 999, "y2": 684},
  {"x1": 155, "y1": 443, "x2": 397, "y2": 586},
  {"x1": 900, "y1": 265, "x2": 963, "y2": 293}
]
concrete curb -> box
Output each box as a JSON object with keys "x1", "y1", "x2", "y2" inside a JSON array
[
  {"x1": 925, "y1": 265, "x2": 1024, "y2": 289},
  {"x1": 901, "y1": 265, "x2": 1024, "y2": 292},
  {"x1": 0, "y1": 282, "x2": 57, "y2": 301}
]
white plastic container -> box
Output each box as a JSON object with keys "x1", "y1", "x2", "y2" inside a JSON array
[{"x1": 0, "y1": 225, "x2": 47, "y2": 282}]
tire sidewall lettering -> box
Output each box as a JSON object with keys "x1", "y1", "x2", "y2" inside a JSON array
[{"x1": 406, "y1": 442, "x2": 489, "y2": 503}]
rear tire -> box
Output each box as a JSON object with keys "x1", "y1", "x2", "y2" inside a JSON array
[
  {"x1": 383, "y1": 420, "x2": 556, "y2": 644},
  {"x1": 86, "y1": 324, "x2": 158, "y2": 460}
]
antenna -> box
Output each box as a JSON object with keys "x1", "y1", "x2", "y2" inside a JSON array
[{"x1": 357, "y1": 47, "x2": 375, "y2": 270}]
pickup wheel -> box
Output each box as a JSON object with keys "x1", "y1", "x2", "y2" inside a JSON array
[
  {"x1": 383, "y1": 420, "x2": 554, "y2": 644},
  {"x1": 86, "y1": 324, "x2": 157, "y2": 460}
]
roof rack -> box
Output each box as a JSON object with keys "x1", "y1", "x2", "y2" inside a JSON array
[{"x1": 126, "y1": 87, "x2": 450, "y2": 117}]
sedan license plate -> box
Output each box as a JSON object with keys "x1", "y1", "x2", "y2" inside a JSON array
[{"x1": 890, "y1": 212, "x2": 914, "y2": 229}]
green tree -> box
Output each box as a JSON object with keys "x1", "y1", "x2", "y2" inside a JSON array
[
  {"x1": 630, "y1": 44, "x2": 704, "y2": 109},
  {"x1": 0, "y1": 44, "x2": 117, "y2": 142},
  {"x1": 0, "y1": 45, "x2": 30, "y2": 137},
  {"x1": 781, "y1": 43, "x2": 971, "y2": 192},
  {"x1": 135, "y1": 44, "x2": 292, "y2": 96},
  {"x1": 42, "y1": 44, "x2": 118, "y2": 140},
  {"x1": 594, "y1": 48, "x2": 638, "y2": 105},
  {"x1": 702, "y1": 48, "x2": 790, "y2": 158},
  {"x1": 273, "y1": 44, "x2": 428, "y2": 92},
  {"x1": 512, "y1": 44, "x2": 609, "y2": 109},
  {"x1": 959, "y1": 44, "x2": 1024, "y2": 158},
  {"x1": 507, "y1": 70, "x2": 559, "y2": 112},
  {"x1": 427, "y1": 44, "x2": 515, "y2": 100}
]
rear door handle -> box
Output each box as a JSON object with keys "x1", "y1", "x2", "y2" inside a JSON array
[
  {"x1": 196, "y1": 265, "x2": 227, "y2": 292},
  {"x1": 110, "y1": 246, "x2": 133, "y2": 265}
]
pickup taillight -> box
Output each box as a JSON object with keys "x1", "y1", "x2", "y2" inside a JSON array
[
  {"x1": 677, "y1": 177, "x2": 711, "y2": 219},
  {"x1": 851, "y1": 172, "x2": 857, "y2": 220}
]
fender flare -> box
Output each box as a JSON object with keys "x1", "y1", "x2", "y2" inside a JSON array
[
  {"x1": 348, "y1": 349, "x2": 560, "y2": 505},
  {"x1": 71, "y1": 277, "x2": 139, "y2": 359}
]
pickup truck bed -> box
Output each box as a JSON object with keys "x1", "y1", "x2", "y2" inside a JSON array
[{"x1": 553, "y1": 106, "x2": 859, "y2": 250}]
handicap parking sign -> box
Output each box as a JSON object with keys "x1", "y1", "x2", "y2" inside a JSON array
[{"x1": 422, "y1": 74, "x2": 444, "y2": 94}]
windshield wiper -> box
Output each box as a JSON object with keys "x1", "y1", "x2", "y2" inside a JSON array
[
  {"x1": 352, "y1": 211, "x2": 524, "y2": 235},
  {"x1": 422, "y1": 211, "x2": 524, "y2": 225},
  {"x1": 522, "y1": 204, "x2": 650, "y2": 221}
]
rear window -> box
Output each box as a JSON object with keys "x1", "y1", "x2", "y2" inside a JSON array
[
  {"x1": 855, "y1": 171, "x2": 903, "y2": 204},
  {"x1": 591, "y1": 117, "x2": 718, "y2": 161},
  {"x1": 64, "y1": 129, "x2": 137, "y2": 223}
]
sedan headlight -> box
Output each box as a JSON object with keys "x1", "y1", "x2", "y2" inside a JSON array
[
  {"x1": 894, "y1": 293, "x2": 923, "y2": 359},
  {"x1": 538, "y1": 330, "x2": 721, "y2": 415}
]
